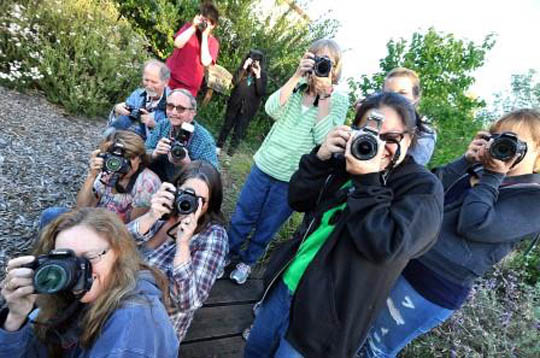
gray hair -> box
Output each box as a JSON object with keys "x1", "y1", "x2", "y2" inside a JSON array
[
  {"x1": 143, "y1": 59, "x2": 170, "y2": 82},
  {"x1": 169, "y1": 88, "x2": 197, "y2": 111}
]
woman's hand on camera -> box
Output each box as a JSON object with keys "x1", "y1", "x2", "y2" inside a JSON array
[
  {"x1": 149, "y1": 183, "x2": 176, "y2": 220},
  {"x1": 243, "y1": 58, "x2": 253, "y2": 70},
  {"x1": 176, "y1": 199, "x2": 203, "y2": 245},
  {"x1": 482, "y1": 144, "x2": 518, "y2": 175},
  {"x1": 344, "y1": 134, "x2": 386, "y2": 175},
  {"x1": 465, "y1": 131, "x2": 490, "y2": 163},
  {"x1": 2, "y1": 256, "x2": 36, "y2": 331},
  {"x1": 295, "y1": 52, "x2": 315, "y2": 78},
  {"x1": 317, "y1": 125, "x2": 351, "y2": 161},
  {"x1": 251, "y1": 62, "x2": 261, "y2": 78},
  {"x1": 89, "y1": 149, "x2": 103, "y2": 177}
]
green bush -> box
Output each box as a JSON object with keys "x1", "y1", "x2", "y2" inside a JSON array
[{"x1": 0, "y1": 0, "x2": 150, "y2": 116}]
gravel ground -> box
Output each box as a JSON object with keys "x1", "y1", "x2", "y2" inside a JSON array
[{"x1": 0, "y1": 86, "x2": 106, "y2": 280}]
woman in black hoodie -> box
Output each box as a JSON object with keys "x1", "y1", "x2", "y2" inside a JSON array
[
  {"x1": 244, "y1": 92, "x2": 444, "y2": 358},
  {"x1": 216, "y1": 49, "x2": 267, "y2": 156}
]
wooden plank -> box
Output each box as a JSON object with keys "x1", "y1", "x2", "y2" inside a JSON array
[
  {"x1": 183, "y1": 304, "x2": 254, "y2": 342},
  {"x1": 205, "y1": 279, "x2": 263, "y2": 305},
  {"x1": 180, "y1": 336, "x2": 245, "y2": 358}
]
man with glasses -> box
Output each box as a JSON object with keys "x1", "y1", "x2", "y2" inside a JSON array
[
  {"x1": 166, "y1": 2, "x2": 220, "y2": 97},
  {"x1": 145, "y1": 89, "x2": 218, "y2": 182}
]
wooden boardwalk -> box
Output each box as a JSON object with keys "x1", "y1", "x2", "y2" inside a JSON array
[{"x1": 179, "y1": 266, "x2": 264, "y2": 357}]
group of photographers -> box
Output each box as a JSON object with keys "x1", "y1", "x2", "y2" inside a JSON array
[{"x1": 2, "y1": 5, "x2": 540, "y2": 356}]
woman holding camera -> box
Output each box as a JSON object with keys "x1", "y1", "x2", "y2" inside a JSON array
[
  {"x1": 244, "y1": 92, "x2": 444, "y2": 358},
  {"x1": 357, "y1": 109, "x2": 540, "y2": 357},
  {"x1": 228, "y1": 39, "x2": 349, "y2": 285},
  {"x1": 216, "y1": 49, "x2": 267, "y2": 156},
  {"x1": 40, "y1": 130, "x2": 161, "y2": 227},
  {"x1": 0, "y1": 208, "x2": 178, "y2": 357},
  {"x1": 127, "y1": 160, "x2": 228, "y2": 341}
]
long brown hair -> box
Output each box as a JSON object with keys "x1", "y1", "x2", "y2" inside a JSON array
[{"x1": 33, "y1": 208, "x2": 169, "y2": 350}]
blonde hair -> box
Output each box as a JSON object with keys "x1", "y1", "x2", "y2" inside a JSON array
[
  {"x1": 33, "y1": 208, "x2": 169, "y2": 351},
  {"x1": 384, "y1": 67, "x2": 421, "y2": 99},
  {"x1": 490, "y1": 109, "x2": 540, "y2": 172},
  {"x1": 100, "y1": 130, "x2": 148, "y2": 166},
  {"x1": 309, "y1": 39, "x2": 343, "y2": 84}
]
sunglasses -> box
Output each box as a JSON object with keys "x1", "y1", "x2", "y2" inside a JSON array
[
  {"x1": 379, "y1": 131, "x2": 408, "y2": 144},
  {"x1": 166, "y1": 103, "x2": 193, "y2": 114}
]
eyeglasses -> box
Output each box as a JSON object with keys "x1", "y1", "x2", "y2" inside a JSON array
[
  {"x1": 166, "y1": 103, "x2": 193, "y2": 114},
  {"x1": 83, "y1": 248, "x2": 110, "y2": 264},
  {"x1": 380, "y1": 131, "x2": 408, "y2": 144}
]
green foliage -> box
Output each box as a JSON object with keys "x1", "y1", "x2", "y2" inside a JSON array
[
  {"x1": 477, "y1": 69, "x2": 540, "y2": 122},
  {"x1": 0, "y1": 0, "x2": 150, "y2": 116},
  {"x1": 112, "y1": 0, "x2": 339, "y2": 145},
  {"x1": 351, "y1": 28, "x2": 495, "y2": 167}
]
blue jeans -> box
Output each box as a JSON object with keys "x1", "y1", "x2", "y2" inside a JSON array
[
  {"x1": 39, "y1": 207, "x2": 70, "y2": 229},
  {"x1": 108, "y1": 115, "x2": 146, "y2": 140},
  {"x1": 356, "y1": 275, "x2": 455, "y2": 358},
  {"x1": 228, "y1": 165, "x2": 293, "y2": 265},
  {"x1": 245, "y1": 281, "x2": 303, "y2": 358}
]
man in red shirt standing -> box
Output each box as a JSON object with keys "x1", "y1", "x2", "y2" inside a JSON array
[{"x1": 166, "y1": 2, "x2": 220, "y2": 97}]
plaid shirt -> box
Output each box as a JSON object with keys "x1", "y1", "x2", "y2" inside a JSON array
[{"x1": 127, "y1": 219, "x2": 228, "y2": 341}]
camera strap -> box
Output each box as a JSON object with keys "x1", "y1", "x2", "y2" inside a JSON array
[{"x1": 115, "y1": 165, "x2": 143, "y2": 194}]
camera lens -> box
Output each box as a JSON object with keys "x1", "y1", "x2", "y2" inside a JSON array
[
  {"x1": 351, "y1": 134, "x2": 379, "y2": 160},
  {"x1": 34, "y1": 264, "x2": 70, "y2": 294},
  {"x1": 171, "y1": 143, "x2": 187, "y2": 160},
  {"x1": 105, "y1": 156, "x2": 123, "y2": 172},
  {"x1": 490, "y1": 137, "x2": 517, "y2": 161},
  {"x1": 176, "y1": 193, "x2": 199, "y2": 215}
]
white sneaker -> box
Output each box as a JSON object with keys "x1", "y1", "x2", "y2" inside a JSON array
[
  {"x1": 216, "y1": 147, "x2": 221, "y2": 156},
  {"x1": 230, "y1": 262, "x2": 251, "y2": 285}
]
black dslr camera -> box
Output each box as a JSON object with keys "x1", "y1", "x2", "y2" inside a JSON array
[
  {"x1": 486, "y1": 132, "x2": 528, "y2": 164},
  {"x1": 198, "y1": 19, "x2": 208, "y2": 32},
  {"x1": 162, "y1": 187, "x2": 200, "y2": 220},
  {"x1": 21, "y1": 249, "x2": 93, "y2": 295},
  {"x1": 311, "y1": 55, "x2": 332, "y2": 77},
  {"x1": 124, "y1": 104, "x2": 142, "y2": 122},
  {"x1": 99, "y1": 143, "x2": 131, "y2": 175},
  {"x1": 350, "y1": 110, "x2": 385, "y2": 160},
  {"x1": 248, "y1": 49, "x2": 264, "y2": 62},
  {"x1": 170, "y1": 122, "x2": 195, "y2": 161}
]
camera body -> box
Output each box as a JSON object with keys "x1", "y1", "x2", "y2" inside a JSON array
[
  {"x1": 22, "y1": 249, "x2": 93, "y2": 295},
  {"x1": 311, "y1": 55, "x2": 332, "y2": 78},
  {"x1": 124, "y1": 104, "x2": 142, "y2": 122},
  {"x1": 248, "y1": 50, "x2": 264, "y2": 62},
  {"x1": 99, "y1": 143, "x2": 131, "y2": 175},
  {"x1": 162, "y1": 187, "x2": 200, "y2": 220},
  {"x1": 350, "y1": 111, "x2": 385, "y2": 160},
  {"x1": 487, "y1": 132, "x2": 528, "y2": 163},
  {"x1": 170, "y1": 122, "x2": 195, "y2": 161},
  {"x1": 198, "y1": 19, "x2": 208, "y2": 32}
]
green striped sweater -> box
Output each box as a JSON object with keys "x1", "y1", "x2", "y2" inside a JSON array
[{"x1": 254, "y1": 85, "x2": 349, "y2": 182}]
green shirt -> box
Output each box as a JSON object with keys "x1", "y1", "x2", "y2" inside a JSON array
[
  {"x1": 283, "y1": 181, "x2": 352, "y2": 293},
  {"x1": 254, "y1": 83, "x2": 349, "y2": 182}
]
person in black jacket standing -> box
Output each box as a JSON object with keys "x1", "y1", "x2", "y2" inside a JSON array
[
  {"x1": 358, "y1": 109, "x2": 540, "y2": 357},
  {"x1": 244, "y1": 92, "x2": 444, "y2": 358},
  {"x1": 216, "y1": 49, "x2": 267, "y2": 156}
]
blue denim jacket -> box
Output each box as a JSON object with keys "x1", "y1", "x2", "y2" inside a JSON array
[{"x1": 0, "y1": 271, "x2": 179, "y2": 357}]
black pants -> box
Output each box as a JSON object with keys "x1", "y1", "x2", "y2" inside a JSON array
[{"x1": 217, "y1": 107, "x2": 251, "y2": 155}]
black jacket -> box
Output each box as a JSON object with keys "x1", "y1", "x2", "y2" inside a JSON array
[
  {"x1": 263, "y1": 151, "x2": 444, "y2": 358},
  {"x1": 418, "y1": 157, "x2": 540, "y2": 286},
  {"x1": 225, "y1": 67, "x2": 266, "y2": 120}
]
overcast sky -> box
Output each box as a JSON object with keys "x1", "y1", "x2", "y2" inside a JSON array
[{"x1": 305, "y1": 0, "x2": 540, "y2": 105}]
